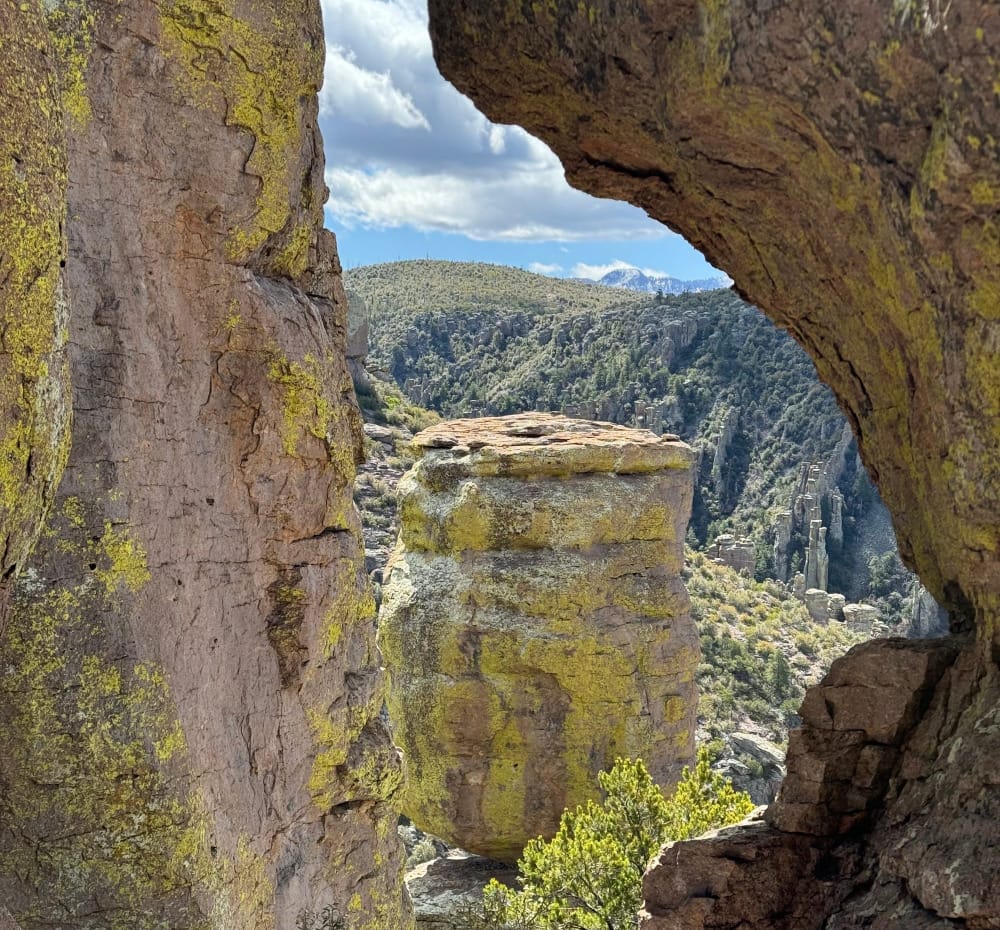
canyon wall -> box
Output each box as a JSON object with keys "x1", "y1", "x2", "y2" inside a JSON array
[
  {"x1": 0, "y1": 2, "x2": 408, "y2": 928},
  {"x1": 427, "y1": 1, "x2": 1000, "y2": 925}
]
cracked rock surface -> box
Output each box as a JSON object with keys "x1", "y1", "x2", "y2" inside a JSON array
[
  {"x1": 380, "y1": 414, "x2": 698, "y2": 862},
  {"x1": 0, "y1": 2, "x2": 409, "y2": 928}
]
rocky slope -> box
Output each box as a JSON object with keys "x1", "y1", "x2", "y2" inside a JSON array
[
  {"x1": 0, "y1": 3, "x2": 408, "y2": 928},
  {"x1": 348, "y1": 260, "x2": 928, "y2": 619},
  {"x1": 429, "y1": 0, "x2": 1000, "y2": 925},
  {"x1": 379, "y1": 414, "x2": 698, "y2": 863}
]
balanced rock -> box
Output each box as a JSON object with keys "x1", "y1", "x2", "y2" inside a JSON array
[{"x1": 380, "y1": 414, "x2": 698, "y2": 862}]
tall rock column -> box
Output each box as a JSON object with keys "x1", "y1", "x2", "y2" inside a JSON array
[
  {"x1": 427, "y1": 1, "x2": 1000, "y2": 926},
  {"x1": 380, "y1": 414, "x2": 698, "y2": 863},
  {"x1": 0, "y1": 2, "x2": 71, "y2": 593},
  {"x1": 0, "y1": 2, "x2": 408, "y2": 928}
]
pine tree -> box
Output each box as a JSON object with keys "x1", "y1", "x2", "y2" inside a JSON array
[{"x1": 472, "y1": 750, "x2": 755, "y2": 930}]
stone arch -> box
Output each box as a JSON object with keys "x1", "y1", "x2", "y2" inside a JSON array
[{"x1": 427, "y1": 1, "x2": 1000, "y2": 924}]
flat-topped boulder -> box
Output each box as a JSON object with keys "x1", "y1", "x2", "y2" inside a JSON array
[
  {"x1": 410, "y1": 414, "x2": 690, "y2": 479},
  {"x1": 380, "y1": 413, "x2": 699, "y2": 862}
]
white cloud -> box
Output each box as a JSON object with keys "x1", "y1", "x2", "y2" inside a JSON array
[
  {"x1": 528, "y1": 262, "x2": 563, "y2": 275},
  {"x1": 326, "y1": 166, "x2": 670, "y2": 242},
  {"x1": 318, "y1": 0, "x2": 672, "y2": 243},
  {"x1": 322, "y1": 46, "x2": 430, "y2": 131},
  {"x1": 487, "y1": 125, "x2": 507, "y2": 155}
]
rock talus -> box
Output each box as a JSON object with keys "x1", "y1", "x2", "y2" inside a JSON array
[
  {"x1": 380, "y1": 414, "x2": 698, "y2": 862},
  {"x1": 0, "y1": 2, "x2": 409, "y2": 928},
  {"x1": 427, "y1": 1, "x2": 1000, "y2": 926}
]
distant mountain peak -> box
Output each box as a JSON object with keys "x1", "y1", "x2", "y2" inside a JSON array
[{"x1": 597, "y1": 266, "x2": 731, "y2": 295}]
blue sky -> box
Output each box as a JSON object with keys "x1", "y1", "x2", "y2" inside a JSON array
[{"x1": 317, "y1": 0, "x2": 722, "y2": 281}]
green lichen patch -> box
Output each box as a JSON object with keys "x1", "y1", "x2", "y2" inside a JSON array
[
  {"x1": 209, "y1": 837, "x2": 276, "y2": 930},
  {"x1": 267, "y1": 351, "x2": 334, "y2": 457},
  {"x1": 159, "y1": 0, "x2": 322, "y2": 268},
  {"x1": 0, "y1": 500, "x2": 215, "y2": 929},
  {"x1": 44, "y1": 0, "x2": 97, "y2": 128},
  {"x1": 0, "y1": 2, "x2": 72, "y2": 578}
]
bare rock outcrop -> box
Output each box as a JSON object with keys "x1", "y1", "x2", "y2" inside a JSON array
[
  {"x1": 0, "y1": 2, "x2": 408, "y2": 928},
  {"x1": 380, "y1": 414, "x2": 698, "y2": 863},
  {"x1": 0, "y1": 3, "x2": 71, "y2": 590},
  {"x1": 428, "y1": 1, "x2": 1000, "y2": 925}
]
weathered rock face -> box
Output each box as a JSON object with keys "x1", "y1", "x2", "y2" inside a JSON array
[
  {"x1": 406, "y1": 857, "x2": 518, "y2": 930},
  {"x1": 0, "y1": 3, "x2": 71, "y2": 591},
  {"x1": 380, "y1": 414, "x2": 698, "y2": 862},
  {"x1": 0, "y1": 2, "x2": 408, "y2": 928},
  {"x1": 428, "y1": 0, "x2": 1000, "y2": 631},
  {"x1": 428, "y1": 1, "x2": 1000, "y2": 925}
]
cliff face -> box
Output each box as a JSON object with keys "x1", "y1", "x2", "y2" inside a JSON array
[
  {"x1": 0, "y1": 4, "x2": 72, "y2": 591},
  {"x1": 427, "y1": 1, "x2": 1000, "y2": 925},
  {"x1": 380, "y1": 414, "x2": 698, "y2": 863},
  {"x1": 0, "y1": 2, "x2": 408, "y2": 928}
]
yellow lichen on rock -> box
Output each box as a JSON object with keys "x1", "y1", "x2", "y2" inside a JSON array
[
  {"x1": 159, "y1": 0, "x2": 321, "y2": 270},
  {"x1": 0, "y1": 0, "x2": 72, "y2": 581},
  {"x1": 380, "y1": 414, "x2": 699, "y2": 862},
  {"x1": 0, "y1": 506, "x2": 214, "y2": 929}
]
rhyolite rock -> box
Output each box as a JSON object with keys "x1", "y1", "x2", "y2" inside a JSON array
[
  {"x1": 406, "y1": 857, "x2": 519, "y2": 930},
  {"x1": 0, "y1": 2, "x2": 71, "y2": 592},
  {"x1": 428, "y1": 1, "x2": 1000, "y2": 925},
  {"x1": 0, "y1": 1, "x2": 409, "y2": 928},
  {"x1": 380, "y1": 414, "x2": 698, "y2": 862}
]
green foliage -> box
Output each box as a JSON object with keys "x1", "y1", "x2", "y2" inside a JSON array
[
  {"x1": 688, "y1": 550, "x2": 863, "y2": 742},
  {"x1": 353, "y1": 371, "x2": 440, "y2": 434},
  {"x1": 346, "y1": 260, "x2": 856, "y2": 562},
  {"x1": 470, "y1": 752, "x2": 754, "y2": 930}
]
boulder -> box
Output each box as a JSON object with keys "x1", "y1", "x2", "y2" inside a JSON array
[
  {"x1": 842, "y1": 603, "x2": 881, "y2": 636},
  {"x1": 406, "y1": 857, "x2": 519, "y2": 930},
  {"x1": 380, "y1": 414, "x2": 699, "y2": 862},
  {"x1": 804, "y1": 588, "x2": 832, "y2": 623}
]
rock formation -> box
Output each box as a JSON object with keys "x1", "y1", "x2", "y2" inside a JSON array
[
  {"x1": 708, "y1": 533, "x2": 755, "y2": 575},
  {"x1": 0, "y1": 3, "x2": 72, "y2": 592},
  {"x1": 428, "y1": 0, "x2": 1000, "y2": 925},
  {"x1": 345, "y1": 287, "x2": 371, "y2": 383},
  {"x1": 0, "y1": 2, "x2": 408, "y2": 928},
  {"x1": 379, "y1": 414, "x2": 698, "y2": 862},
  {"x1": 406, "y1": 857, "x2": 518, "y2": 930}
]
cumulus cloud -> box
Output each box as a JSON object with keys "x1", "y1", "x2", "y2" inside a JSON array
[
  {"x1": 319, "y1": 0, "x2": 670, "y2": 243},
  {"x1": 322, "y1": 47, "x2": 430, "y2": 130},
  {"x1": 572, "y1": 259, "x2": 670, "y2": 280},
  {"x1": 326, "y1": 165, "x2": 669, "y2": 242},
  {"x1": 528, "y1": 262, "x2": 563, "y2": 275}
]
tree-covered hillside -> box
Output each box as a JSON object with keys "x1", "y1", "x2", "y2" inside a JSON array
[{"x1": 346, "y1": 260, "x2": 935, "y2": 622}]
